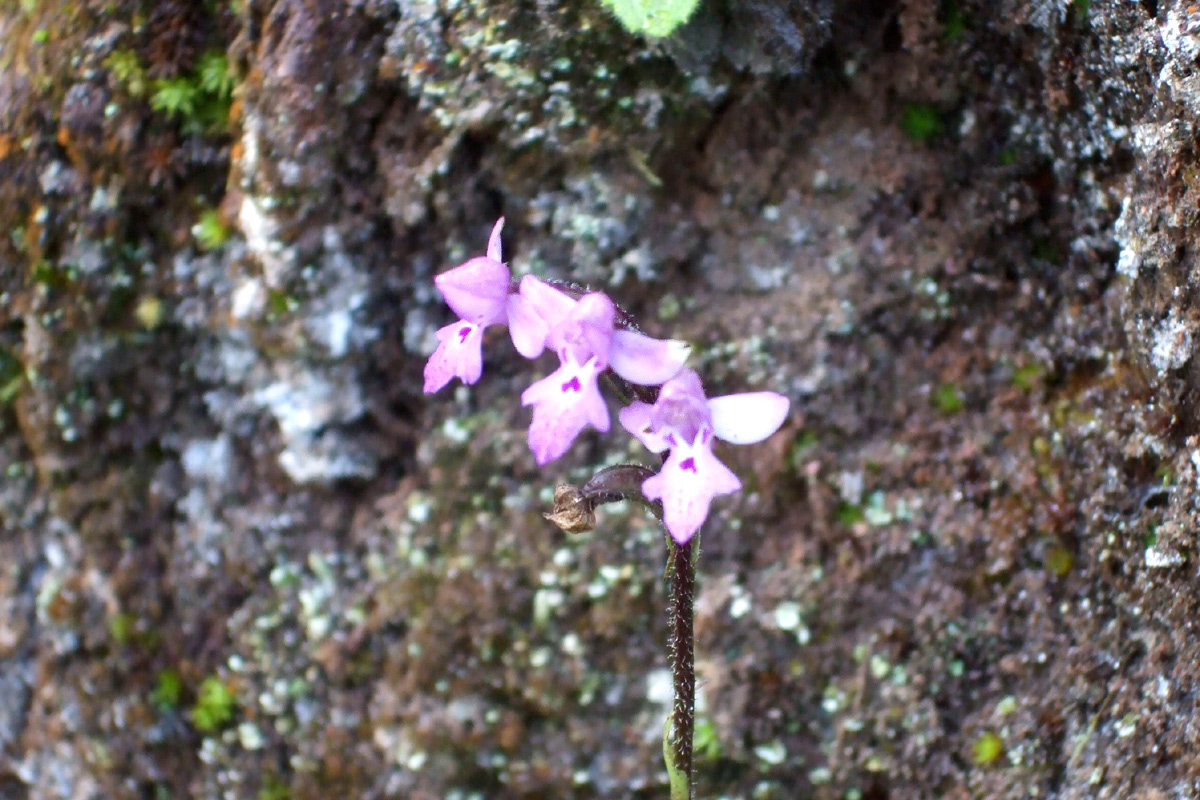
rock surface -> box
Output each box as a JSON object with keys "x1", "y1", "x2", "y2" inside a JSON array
[{"x1": 1, "y1": 0, "x2": 1197, "y2": 798}]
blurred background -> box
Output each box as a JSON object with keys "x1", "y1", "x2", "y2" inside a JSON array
[{"x1": 0, "y1": 1, "x2": 1197, "y2": 798}]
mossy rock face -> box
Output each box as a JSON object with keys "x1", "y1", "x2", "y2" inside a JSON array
[{"x1": 3, "y1": 1, "x2": 1199, "y2": 799}]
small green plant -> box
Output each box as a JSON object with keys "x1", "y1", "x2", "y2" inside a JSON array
[
  {"x1": 0, "y1": 346, "x2": 22, "y2": 407},
  {"x1": 151, "y1": 78, "x2": 198, "y2": 119},
  {"x1": 197, "y1": 51, "x2": 234, "y2": 98},
  {"x1": 1044, "y1": 545, "x2": 1074, "y2": 578},
  {"x1": 599, "y1": 0, "x2": 700, "y2": 38},
  {"x1": 900, "y1": 103, "x2": 944, "y2": 142},
  {"x1": 148, "y1": 50, "x2": 234, "y2": 133},
  {"x1": 836, "y1": 502, "x2": 866, "y2": 527},
  {"x1": 135, "y1": 295, "x2": 166, "y2": 330},
  {"x1": 1011, "y1": 363, "x2": 1044, "y2": 393},
  {"x1": 693, "y1": 717, "x2": 722, "y2": 762},
  {"x1": 150, "y1": 669, "x2": 183, "y2": 711},
  {"x1": 933, "y1": 382, "x2": 964, "y2": 415},
  {"x1": 193, "y1": 209, "x2": 230, "y2": 250},
  {"x1": 191, "y1": 675, "x2": 236, "y2": 732},
  {"x1": 942, "y1": 4, "x2": 968, "y2": 42},
  {"x1": 257, "y1": 775, "x2": 291, "y2": 800},
  {"x1": 972, "y1": 731, "x2": 1005, "y2": 765},
  {"x1": 104, "y1": 49, "x2": 149, "y2": 97},
  {"x1": 108, "y1": 612, "x2": 136, "y2": 645}
]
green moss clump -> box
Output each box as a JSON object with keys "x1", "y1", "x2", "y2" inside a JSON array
[
  {"x1": 108, "y1": 612, "x2": 136, "y2": 645},
  {"x1": 0, "y1": 346, "x2": 22, "y2": 407},
  {"x1": 932, "y1": 382, "x2": 964, "y2": 415},
  {"x1": 693, "y1": 717, "x2": 722, "y2": 762},
  {"x1": 151, "y1": 669, "x2": 183, "y2": 711},
  {"x1": 105, "y1": 49, "x2": 149, "y2": 97},
  {"x1": 197, "y1": 51, "x2": 234, "y2": 98},
  {"x1": 191, "y1": 675, "x2": 236, "y2": 732},
  {"x1": 599, "y1": 0, "x2": 700, "y2": 38},
  {"x1": 836, "y1": 503, "x2": 866, "y2": 527},
  {"x1": 148, "y1": 50, "x2": 235, "y2": 133},
  {"x1": 900, "y1": 104, "x2": 944, "y2": 142},
  {"x1": 1011, "y1": 363, "x2": 1043, "y2": 393},
  {"x1": 150, "y1": 78, "x2": 198, "y2": 119},
  {"x1": 257, "y1": 775, "x2": 291, "y2": 800},
  {"x1": 193, "y1": 209, "x2": 230, "y2": 250},
  {"x1": 972, "y1": 731, "x2": 1004, "y2": 765},
  {"x1": 1044, "y1": 545, "x2": 1074, "y2": 578},
  {"x1": 942, "y1": 4, "x2": 968, "y2": 42},
  {"x1": 134, "y1": 295, "x2": 165, "y2": 330}
]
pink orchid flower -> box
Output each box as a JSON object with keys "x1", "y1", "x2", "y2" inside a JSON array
[
  {"x1": 508, "y1": 275, "x2": 690, "y2": 464},
  {"x1": 423, "y1": 219, "x2": 510, "y2": 393},
  {"x1": 619, "y1": 369, "x2": 790, "y2": 544}
]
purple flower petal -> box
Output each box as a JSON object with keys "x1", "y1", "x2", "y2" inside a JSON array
[
  {"x1": 507, "y1": 292, "x2": 550, "y2": 358},
  {"x1": 550, "y1": 292, "x2": 616, "y2": 365},
  {"x1": 708, "y1": 392, "x2": 790, "y2": 444},
  {"x1": 609, "y1": 330, "x2": 690, "y2": 385},
  {"x1": 618, "y1": 401, "x2": 670, "y2": 453},
  {"x1": 486, "y1": 217, "x2": 504, "y2": 263},
  {"x1": 642, "y1": 440, "x2": 742, "y2": 544},
  {"x1": 520, "y1": 357, "x2": 610, "y2": 464},
  {"x1": 435, "y1": 256, "x2": 510, "y2": 325},
  {"x1": 517, "y1": 275, "x2": 576, "y2": 328},
  {"x1": 649, "y1": 368, "x2": 711, "y2": 445},
  {"x1": 423, "y1": 321, "x2": 484, "y2": 393}
]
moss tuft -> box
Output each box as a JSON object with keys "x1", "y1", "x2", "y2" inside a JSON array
[
  {"x1": 972, "y1": 731, "x2": 1005, "y2": 765},
  {"x1": 151, "y1": 669, "x2": 183, "y2": 711},
  {"x1": 932, "y1": 382, "x2": 964, "y2": 415},
  {"x1": 191, "y1": 675, "x2": 236, "y2": 732},
  {"x1": 900, "y1": 103, "x2": 944, "y2": 141},
  {"x1": 193, "y1": 208, "x2": 230, "y2": 250}
]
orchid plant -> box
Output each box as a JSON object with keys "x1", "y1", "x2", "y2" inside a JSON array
[{"x1": 425, "y1": 218, "x2": 789, "y2": 799}]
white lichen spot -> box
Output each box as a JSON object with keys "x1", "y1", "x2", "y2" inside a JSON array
[
  {"x1": 253, "y1": 367, "x2": 374, "y2": 483},
  {"x1": 729, "y1": 591, "x2": 752, "y2": 620},
  {"x1": 772, "y1": 602, "x2": 802, "y2": 631},
  {"x1": 238, "y1": 194, "x2": 295, "y2": 286},
  {"x1": 1144, "y1": 544, "x2": 1185, "y2": 569},
  {"x1": 1114, "y1": 712, "x2": 1139, "y2": 738},
  {"x1": 181, "y1": 436, "x2": 233, "y2": 484},
  {"x1": 237, "y1": 722, "x2": 265, "y2": 750},
  {"x1": 1150, "y1": 311, "x2": 1192, "y2": 373},
  {"x1": 230, "y1": 278, "x2": 266, "y2": 321},
  {"x1": 532, "y1": 588, "x2": 564, "y2": 626},
  {"x1": 561, "y1": 632, "x2": 583, "y2": 657},
  {"x1": 753, "y1": 740, "x2": 788, "y2": 766}
]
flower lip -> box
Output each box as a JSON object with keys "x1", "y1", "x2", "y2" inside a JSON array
[
  {"x1": 521, "y1": 354, "x2": 611, "y2": 464},
  {"x1": 619, "y1": 368, "x2": 790, "y2": 543}
]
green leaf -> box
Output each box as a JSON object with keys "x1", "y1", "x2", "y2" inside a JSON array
[{"x1": 599, "y1": 0, "x2": 700, "y2": 38}]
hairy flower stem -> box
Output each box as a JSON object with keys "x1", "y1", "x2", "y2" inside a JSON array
[
  {"x1": 541, "y1": 465, "x2": 696, "y2": 798},
  {"x1": 667, "y1": 536, "x2": 696, "y2": 800}
]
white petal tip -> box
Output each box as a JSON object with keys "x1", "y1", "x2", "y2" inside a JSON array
[{"x1": 667, "y1": 339, "x2": 692, "y2": 363}]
